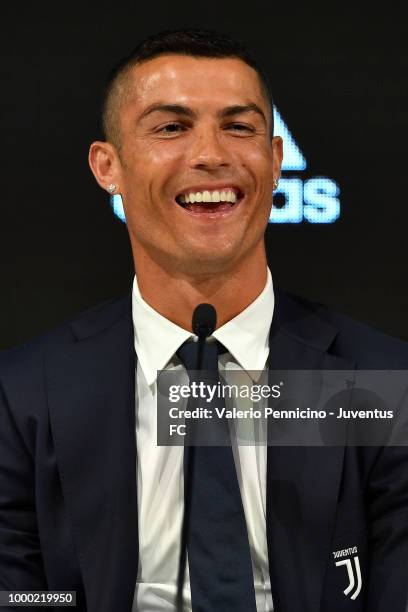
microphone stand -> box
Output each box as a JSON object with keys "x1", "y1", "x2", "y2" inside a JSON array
[{"x1": 175, "y1": 304, "x2": 216, "y2": 611}]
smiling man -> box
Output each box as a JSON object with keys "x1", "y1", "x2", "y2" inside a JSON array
[
  {"x1": 89, "y1": 47, "x2": 281, "y2": 329},
  {"x1": 1, "y1": 28, "x2": 408, "y2": 612}
]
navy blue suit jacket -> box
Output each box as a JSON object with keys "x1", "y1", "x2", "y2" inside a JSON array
[{"x1": 1, "y1": 288, "x2": 408, "y2": 612}]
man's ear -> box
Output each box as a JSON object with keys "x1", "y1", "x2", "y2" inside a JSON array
[
  {"x1": 272, "y1": 136, "x2": 283, "y2": 181},
  {"x1": 88, "y1": 141, "x2": 122, "y2": 193}
]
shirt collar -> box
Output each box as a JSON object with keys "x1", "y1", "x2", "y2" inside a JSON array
[
  {"x1": 213, "y1": 268, "x2": 274, "y2": 373},
  {"x1": 132, "y1": 268, "x2": 274, "y2": 386}
]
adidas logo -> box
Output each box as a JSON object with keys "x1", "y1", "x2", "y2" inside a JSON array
[{"x1": 271, "y1": 107, "x2": 340, "y2": 224}]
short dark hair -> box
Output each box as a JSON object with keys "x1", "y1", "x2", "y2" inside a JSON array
[{"x1": 101, "y1": 28, "x2": 274, "y2": 148}]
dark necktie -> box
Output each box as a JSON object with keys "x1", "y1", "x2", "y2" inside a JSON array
[{"x1": 176, "y1": 339, "x2": 257, "y2": 611}]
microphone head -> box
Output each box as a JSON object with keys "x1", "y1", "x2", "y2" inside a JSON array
[{"x1": 192, "y1": 303, "x2": 217, "y2": 339}]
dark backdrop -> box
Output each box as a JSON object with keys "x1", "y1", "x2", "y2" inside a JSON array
[{"x1": 1, "y1": 3, "x2": 407, "y2": 349}]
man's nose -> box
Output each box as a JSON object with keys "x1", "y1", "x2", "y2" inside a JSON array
[{"x1": 188, "y1": 127, "x2": 230, "y2": 170}]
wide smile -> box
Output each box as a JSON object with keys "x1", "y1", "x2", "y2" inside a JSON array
[{"x1": 175, "y1": 186, "x2": 245, "y2": 217}]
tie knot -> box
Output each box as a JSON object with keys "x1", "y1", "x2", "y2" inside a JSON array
[{"x1": 176, "y1": 339, "x2": 226, "y2": 373}]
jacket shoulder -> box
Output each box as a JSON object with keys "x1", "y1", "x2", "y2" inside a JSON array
[
  {"x1": 320, "y1": 304, "x2": 408, "y2": 367},
  {"x1": 277, "y1": 288, "x2": 408, "y2": 368},
  {"x1": 0, "y1": 292, "x2": 131, "y2": 388}
]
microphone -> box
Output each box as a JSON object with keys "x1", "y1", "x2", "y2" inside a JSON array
[
  {"x1": 192, "y1": 303, "x2": 217, "y2": 370},
  {"x1": 176, "y1": 304, "x2": 217, "y2": 611}
]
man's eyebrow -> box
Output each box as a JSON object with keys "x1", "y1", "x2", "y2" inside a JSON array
[
  {"x1": 218, "y1": 104, "x2": 267, "y2": 125},
  {"x1": 138, "y1": 102, "x2": 267, "y2": 125},
  {"x1": 138, "y1": 103, "x2": 198, "y2": 121}
]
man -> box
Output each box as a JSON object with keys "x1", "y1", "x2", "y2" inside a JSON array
[{"x1": 1, "y1": 29, "x2": 408, "y2": 612}]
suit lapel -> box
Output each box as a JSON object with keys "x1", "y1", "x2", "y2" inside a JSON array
[
  {"x1": 46, "y1": 294, "x2": 138, "y2": 612},
  {"x1": 266, "y1": 290, "x2": 355, "y2": 612}
]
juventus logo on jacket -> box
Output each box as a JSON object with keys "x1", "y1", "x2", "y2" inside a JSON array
[{"x1": 333, "y1": 546, "x2": 362, "y2": 600}]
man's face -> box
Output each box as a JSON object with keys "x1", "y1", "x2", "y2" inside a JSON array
[{"x1": 114, "y1": 54, "x2": 282, "y2": 275}]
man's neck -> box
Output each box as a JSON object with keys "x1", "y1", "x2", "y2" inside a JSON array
[{"x1": 133, "y1": 248, "x2": 268, "y2": 332}]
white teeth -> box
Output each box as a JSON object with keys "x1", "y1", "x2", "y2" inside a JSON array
[
  {"x1": 180, "y1": 188, "x2": 239, "y2": 205},
  {"x1": 226, "y1": 191, "x2": 237, "y2": 203}
]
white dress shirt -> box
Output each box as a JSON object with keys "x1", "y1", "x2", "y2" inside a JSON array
[{"x1": 131, "y1": 269, "x2": 275, "y2": 611}]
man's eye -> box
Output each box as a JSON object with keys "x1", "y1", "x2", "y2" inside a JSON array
[
  {"x1": 158, "y1": 123, "x2": 186, "y2": 134},
  {"x1": 225, "y1": 123, "x2": 255, "y2": 133}
]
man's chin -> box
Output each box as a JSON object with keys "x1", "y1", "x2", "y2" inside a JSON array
[{"x1": 176, "y1": 249, "x2": 240, "y2": 277}]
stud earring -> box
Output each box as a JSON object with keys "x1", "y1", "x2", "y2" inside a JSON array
[
  {"x1": 273, "y1": 178, "x2": 279, "y2": 191},
  {"x1": 107, "y1": 184, "x2": 117, "y2": 194}
]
